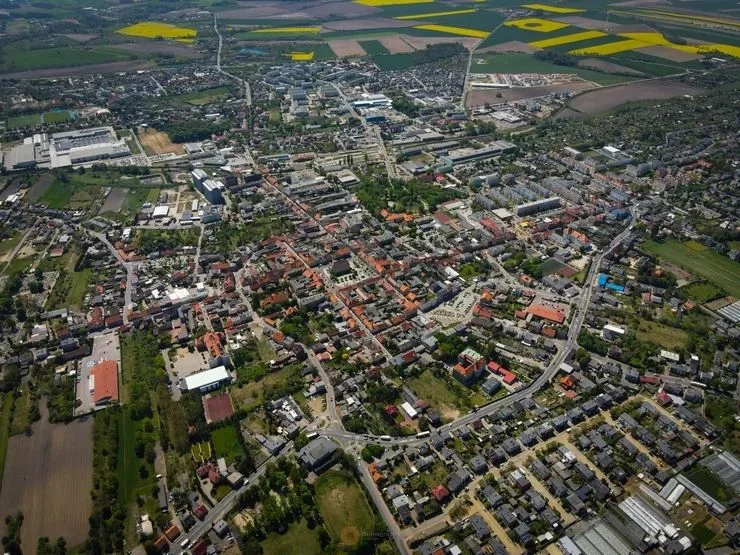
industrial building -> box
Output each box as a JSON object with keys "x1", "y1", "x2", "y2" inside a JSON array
[
  {"x1": 4, "y1": 126, "x2": 130, "y2": 170},
  {"x1": 191, "y1": 169, "x2": 225, "y2": 204}
]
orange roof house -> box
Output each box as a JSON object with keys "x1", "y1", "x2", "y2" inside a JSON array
[
  {"x1": 90, "y1": 360, "x2": 119, "y2": 405},
  {"x1": 526, "y1": 303, "x2": 567, "y2": 324}
]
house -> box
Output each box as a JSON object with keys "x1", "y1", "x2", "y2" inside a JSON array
[
  {"x1": 468, "y1": 514, "x2": 491, "y2": 540},
  {"x1": 447, "y1": 468, "x2": 472, "y2": 494},
  {"x1": 481, "y1": 377, "x2": 501, "y2": 396},
  {"x1": 431, "y1": 484, "x2": 450, "y2": 503},
  {"x1": 470, "y1": 455, "x2": 488, "y2": 474}
]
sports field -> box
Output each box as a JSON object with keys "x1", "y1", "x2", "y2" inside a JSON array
[
  {"x1": 643, "y1": 240, "x2": 740, "y2": 298},
  {"x1": 315, "y1": 470, "x2": 375, "y2": 545}
]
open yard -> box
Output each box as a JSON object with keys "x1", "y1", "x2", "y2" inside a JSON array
[
  {"x1": 681, "y1": 282, "x2": 725, "y2": 303},
  {"x1": 211, "y1": 424, "x2": 245, "y2": 464},
  {"x1": 261, "y1": 518, "x2": 322, "y2": 555},
  {"x1": 137, "y1": 128, "x2": 185, "y2": 155},
  {"x1": 173, "y1": 86, "x2": 232, "y2": 106},
  {"x1": 406, "y1": 368, "x2": 470, "y2": 418},
  {"x1": 0, "y1": 403, "x2": 93, "y2": 550},
  {"x1": 231, "y1": 364, "x2": 303, "y2": 413},
  {"x1": 685, "y1": 467, "x2": 734, "y2": 503},
  {"x1": 634, "y1": 320, "x2": 689, "y2": 350},
  {"x1": 315, "y1": 470, "x2": 375, "y2": 546},
  {"x1": 644, "y1": 240, "x2": 740, "y2": 298}
]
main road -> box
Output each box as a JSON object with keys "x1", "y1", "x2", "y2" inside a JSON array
[{"x1": 213, "y1": 14, "x2": 251, "y2": 106}]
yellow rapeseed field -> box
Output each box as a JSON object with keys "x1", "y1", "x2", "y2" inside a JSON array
[
  {"x1": 413, "y1": 24, "x2": 489, "y2": 38},
  {"x1": 568, "y1": 31, "x2": 740, "y2": 59},
  {"x1": 521, "y1": 3, "x2": 584, "y2": 13},
  {"x1": 117, "y1": 21, "x2": 197, "y2": 41},
  {"x1": 396, "y1": 9, "x2": 477, "y2": 19},
  {"x1": 253, "y1": 26, "x2": 321, "y2": 34},
  {"x1": 529, "y1": 30, "x2": 606, "y2": 48},
  {"x1": 287, "y1": 51, "x2": 315, "y2": 61},
  {"x1": 504, "y1": 17, "x2": 570, "y2": 32},
  {"x1": 354, "y1": 0, "x2": 433, "y2": 6}
]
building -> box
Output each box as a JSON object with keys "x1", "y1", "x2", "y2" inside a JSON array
[
  {"x1": 453, "y1": 348, "x2": 486, "y2": 386},
  {"x1": 180, "y1": 366, "x2": 231, "y2": 393},
  {"x1": 90, "y1": 360, "x2": 119, "y2": 405},
  {"x1": 191, "y1": 169, "x2": 225, "y2": 204},
  {"x1": 297, "y1": 436, "x2": 337, "y2": 474},
  {"x1": 515, "y1": 197, "x2": 561, "y2": 217}
]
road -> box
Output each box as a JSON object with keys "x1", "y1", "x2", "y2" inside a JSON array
[
  {"x1": 213, "y1": 14, "x2": 251, "y2": 106},
  {"x1": 89, "y1": 230, "x2": 137, "y2": 324},
  {"x1": 356, "y1": 455, "x2": 411, "y2": 555},
  {"x1": 181, "y1": 443, "x2": 294, "y2": 548}
]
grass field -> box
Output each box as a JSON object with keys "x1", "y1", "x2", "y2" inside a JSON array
[
  {"x1": 634, "y1": 320, "x2": 689, "y2": 350},
  {"x1": 211, "y1": 425, "x2": 245, "y2": 463},
  {"x1": 9, "y1": 387, "x2": 34, "y2": 436},
  {"x1": 261, "y1": 519, "x2": 322, "y2": 555},
  {"x1": 681, "y1": 282, "x2": 725, "y2": 303},
  {"x1": 406, "y1": 369, "x2": 470, "y2": 416},
  {"x1": 643, "y1": 240, "x2": 740, "y2": 298},
  {"x1": 686, "y1": 467, "x2": 734, "y2": 502},
  {"x1": 42, "y1": 110, "x2": 73, "y2": 124},
  {"x1": 0, "y1": 393, "x2": 13, "y2": 493},
  {"x1": 1, "y1": 46, "x2": 133, "y2": 71},
  {"x1": 6, "y1": 113, "x2": 41, "y2": 129},
  {"x1": 231, "y1": 364, "x2": 302, "y2": 412},
  {"x1": 0, "y1": 233, "x2": 23, "y2": 256},
  {"x1": 173, "y1": 86, "x2": 231, "y2": 106},
  {"x1": 315, "y1": 470, "x2": 375, "y2": 545},
  {"x1": 46, "y1": 267, "x2": 94, "y2": 310}
]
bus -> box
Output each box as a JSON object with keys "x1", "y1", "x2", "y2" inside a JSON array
[
  {"x1": 305, "y1": 431, "x2": 318, "y2": 440},
  {"x1": 380, "y1": 435, "x2": 392, "y2": 442},
  {"x1": 416, "y1": 431, "x2": 430, "y2": 439}
]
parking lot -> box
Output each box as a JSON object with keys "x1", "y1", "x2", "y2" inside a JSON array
[
  {"x1": 164, "y1": 346, "x2": 208, "y2": 400},
  {"x1": 75, "y1": 330, "x2": 120, "y2": 415}
]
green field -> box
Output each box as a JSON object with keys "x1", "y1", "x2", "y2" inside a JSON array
[
  {"x1": 643, "y1": 239, "x2": 740, "y2": 298},
  {"x1": 9, "y1": 387, "x2": 35, "y2": 436},
  {"x1": 634, "y1": 320, "x2": 689, "y2": 350},
  {"x1": 211, "y1": 425, "x2": 245, "y2": 463},
  {"x1": 686, "y1": 467, "x2": 734, "y2": 502},
  {"x1": 359, "y1": 40, "x2": 390, "y2": 55},
  {"x1": 681, "y1": 282, "x2": 725, "y2": 303},
  {"x1": 0, "y1": 232, "x2": 23, "y2": 256},
  {"x1": 42, "y1": 110, "x2": 73, "y2": 124},
  {"x1": 0, "y1": 393, "x2": 14, "y2": 492},
  {"x1": 261, "y1": 519, "x2": 322, "y2": 555},
  {"x1": 6, "y1": 113, "x2": 41, "y2": 129},
  {"x1": 1, "y1": 46, "x2": 134, "y2": 71},
  {"x1": 174, "y1": 86, "x2": 232, "y2": 106},
  {"x1": 471, "y1": 52, "x2": 635, "y2": 85},
  {"x1": 46, "y1": 267, "x2": 94, "y2": 310},
  {"x1": 315, "y1": 470, "x2": 375, "y2": 543},
  {"x1": 406, "y1": 368, "x2": 471, "y2": 414}
]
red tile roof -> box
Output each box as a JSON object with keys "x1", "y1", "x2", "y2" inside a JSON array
[{"x1": 90, "y1": 360, "x2": 119, "y2": 405}]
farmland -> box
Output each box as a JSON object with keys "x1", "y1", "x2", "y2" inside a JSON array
[
  {"x1": 1, "y1": 45, "x2": 134, "y2": 72},
  {"x1": 117, "y1": 21, "x2": 197, "y2": 42},
  {"x1": 634, "y1": 320, "x2": 689, "y2": 351},
  {"x1": 643, "y1": 240, "x2": 740, "y2": 298},
  {"x1": 0, "y1": 403, "x2": 93, "y2": 550},
  {"x1": 137, "y1": 128, "x2": 185, "y2": 155}
]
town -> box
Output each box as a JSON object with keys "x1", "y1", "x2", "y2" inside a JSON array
[{"x1": 0, "y1": 1, "x2": 739, "y2": 555}]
